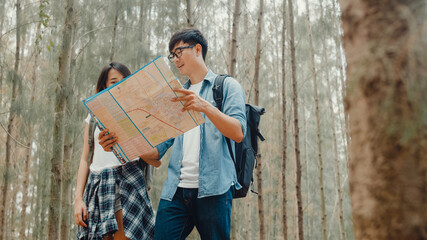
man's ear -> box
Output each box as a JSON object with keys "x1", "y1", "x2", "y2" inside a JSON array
[{"x1": 195, "y1": 44, "x2": 202, "y2": 57}]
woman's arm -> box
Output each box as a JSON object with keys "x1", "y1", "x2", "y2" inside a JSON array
[
  {"x1": 98, "y1": 130, "x2": 162, "y2": 167},
  {"x1": 74, "y1": 123, "x2": 90, "y2": 227}
]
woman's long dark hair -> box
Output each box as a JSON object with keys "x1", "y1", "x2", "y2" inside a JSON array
[{"x1": 96, "y1": 62, "x2": 131, "y2": 93}]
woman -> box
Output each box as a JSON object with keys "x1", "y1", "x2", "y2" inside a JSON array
[{"x1": 74, "y1": 62, "x2": 157, "y2": 240}]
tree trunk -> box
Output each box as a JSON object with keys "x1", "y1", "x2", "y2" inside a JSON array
[
  {"x1": 10, "y1": 175, "x2": 20, "y2": 239},
  {"x1": 324, "y1": 48, "x2": 346, "y2": 240},
  {"x1": 60, "y1": 20, "x2": 77, "y2": 239},
  {"x1": 229, "y1": 1, "x2": 240, "y2": 238},
  {"x1": 36, "y1": 158, "x2": 49, "y2": 240},
  {"x1": 302, "y1": 104, "x2": 311, "y2": 239},
  {"x1": 317, "y1": 0, "x2": 346, "y2": 239},
  {"x1": 19, "y1": 8, "x2": 43, "y2": 237},
  {"x1": 339, "y1": 0, "x2": 427, "y2": 239},
  {"x1": 304, "y1": 0, "x2": 327, "y2": 239},
  {"x1": 331, "y1": 0, "x2": 351, "y2": 178},
  {"x1": 288, "y1": 0, "x2": 304, "y2": 239},
  {"x1": 0, "y1": 0, "x2": 5, "y2": 106},
  {"x1": 281, "y1": 0, "x2": 288, "y2": 239},
  {"x1": 253, "y1": 0, "x2": 265, "y2": 239},
  {"x1": 0, "y1": 1, "x2": 21, "y2": 238},
  {"x1": 137, "y1": 0, "x2": 145, "y2": 68},
  {"x1": 47, "y1": 0, "x2": 74, "y2": 238},
  {"x1": 185, "y1": 0, "x2": 193, "y2": 27},
  {"x1": 244, "y1": 194, "x2": 251, "y2": 239},
  {"x1": 228, "y1": 0, "x2": 240, "y2": 77},
  {"x1": 110, "y1": 0, "x2": 119, "y2": 62},
  {"x1": 60, "y1": 137, "x2": 74, "y2": 240}
]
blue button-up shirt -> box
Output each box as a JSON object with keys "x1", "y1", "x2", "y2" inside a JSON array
[{"x1": 155, "y1": 70, "x2": 247, "y2": 200}]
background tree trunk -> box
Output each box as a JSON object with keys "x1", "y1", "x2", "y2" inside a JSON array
[
  {"x1": 0, "y1": 0, "x2": 5, "y2": 106},
  {"x1": 0, "y1": 1, "x2": 21, "y2": 238},
  {"x1": 288, "y1": 0, "x2": 304, "y2": 239},
  {"x1": 253, "y1": 0, "x2": 265, "y2": 239},
  {"x1": 281, "y1": 0, "x2": 288, "y2": 239},
  {"x1": 339, "y1": 0, "x2": 427, "y2": 239},
  {"x1": 228, "y1": 0, "x2": 240, "y2": 77},
  {"x1": 19, "y1": 4, "x2": 43, "y2": 237},
  {"x1": 47, "y1": 0, "x2": 74, "y2": 238},
  {"x1": 185, "y1": 0, "x2": 193, "y2": 27},
  {"x1": 305, "y1": 0, "x2": 328, "y2": 239},
  {"x1": 110, "y1": 0, "x2": 119, "y2": 62}
]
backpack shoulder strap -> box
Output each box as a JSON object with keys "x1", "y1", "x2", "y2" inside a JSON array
[
  {"x1": 87, "y1": 117, "x2": 96, "y2": 166},
  {"x1": 212, "y1": 74, "x2": 235, "y2": 163},
  {"x1": 212, "y1": 74, "x2": 229, "y2": 112}
]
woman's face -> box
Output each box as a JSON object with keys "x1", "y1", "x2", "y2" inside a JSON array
[{"x1": 106, "y1": 68, "x2": 124, "y2": 88}]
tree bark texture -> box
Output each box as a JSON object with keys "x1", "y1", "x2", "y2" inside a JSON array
[
  {"x1": 0, "y1": 0, "x2": 5, "y2": 106},
  {"x1": 228, "y1": 0, "x2": 240, "y2": 77},
  {"x1": 229, "y1": 3, "x2": 240, "y2": 237},
  {"x1": 253, "y1": 0, "x2": 265, "y2": 239},
  {"x1": 186, "y1": 0, "x2": 193, "y2": 27},
  {"x1": 60, "y1": 138, "x2": 74, "y2": 240},
  {"x1": 318, "y1": 1, "x2": 346, "y2": 238},
  {"x1": 110, "y1": 0, "x2": 119, "y2": 62},
  {"x1": 19, "y1": 9, "x2": 43, "y2": 238},
  {"x1": 0, "y1": 1, "x2": 21, "y2": 238},
  {"x1": 339, "y1": 0, "x2": 427, "y2": 239},
  {"x1": 281, "y1": 0, "x2": 288, "y2": 239},
  {"x1": 288, "y1": 0, "x2": 304, "y2": 239},
  {"x1": 47, "y1": 0, "x2": 74, "y2": 238},
  {"x1": 304, "y1": 0, "x2": 327, "y2": 239}
]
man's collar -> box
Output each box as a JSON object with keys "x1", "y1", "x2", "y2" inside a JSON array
[{"x1": 183, "y1": 69, "x2": 215, "y2": 88}]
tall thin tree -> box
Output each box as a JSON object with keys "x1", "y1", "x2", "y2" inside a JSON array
[
  {"x1": 228, "y1": 0, "x2": 240, "y2": 77},
  {"x1": 186, "y1": 0, "x2": 194, "y2": 27},
  {"x1": 304, "y1": 0, "x2": 327, "y2": 239},
  {"x1": 47, "y1": 0, "x2": 74, "y2": 238},
  {"x1": 253, "y1": 0, "x2": 265, "y2": 239},
  {"x1": 110, "y1": 0, "x2": 119, "y2": 62},
  {"x1": 0, "y1": 0, "x2": 5, "y2": 106},
  {"x1": 19, "y1": 4, "x2": 43, "y2": 237},
  {"x1": 324, "y1": 47, "x2": 345, "y2": 240},
  {"x1": 281, "y1": 0, "x2": 288, "y2": 239},
  {"x1": 318, "y1": 0, "x2": 345, "y2": 238},
  {"x1": 229, "y1": 1, "x2": 240, "y2": 238},
  {"x1": 60, "y1": 18, "x2": 77, "y2": 240},
  {"x1": 0, "y1": 1, "x2": 22, "y2": 238},
  {"x1": 288, "y1": 0, "x2": 304, "y2": 239}
]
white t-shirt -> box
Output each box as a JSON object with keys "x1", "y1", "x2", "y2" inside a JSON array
[
  {"x1": 178, "y1": 81, "x2": 203, "y2": 188},
  {"x1": 85, "y1": 114, "x2": 123, "y2": 173}
]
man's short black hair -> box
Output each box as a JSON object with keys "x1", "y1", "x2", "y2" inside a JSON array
[{"x1": 169, "y1": 28, "x2": 208, "y2": 61}]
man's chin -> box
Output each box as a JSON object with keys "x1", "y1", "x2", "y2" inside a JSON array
[{"x1": 178, "y1": 69, "x2": 186, "y2": 76}]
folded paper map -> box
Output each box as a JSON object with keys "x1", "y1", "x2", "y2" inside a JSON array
[{"x1": 82, "y1": 56, "x2": 205, "y2": 164}]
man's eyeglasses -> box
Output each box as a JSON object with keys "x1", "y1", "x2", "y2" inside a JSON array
[{"x1": 168, "y1": 45, "x2": 195, "y2": 62}]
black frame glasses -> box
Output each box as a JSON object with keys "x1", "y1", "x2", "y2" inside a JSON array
[{"x1": 168, "y1": 45, "x2": 195, "y2": 62}]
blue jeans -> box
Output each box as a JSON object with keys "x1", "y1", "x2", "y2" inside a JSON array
[{"x1": 154, "y1": 186, "x2": 234, "y2": 240}]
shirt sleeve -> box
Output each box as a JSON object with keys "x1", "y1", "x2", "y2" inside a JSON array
[
  {"x1": 84, "y1": 114, "x2": 91, "y2": 124},
  {"x1": 222, "y1": 77, "x2": 247, "y2": 137},
  {"x1": 155, "y1": 138, "x2": 175, "y2": 160}
]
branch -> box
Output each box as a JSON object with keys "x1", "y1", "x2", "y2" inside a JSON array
[{"x1": 0, "y1": 120, "x2": 31, "y2": 149}]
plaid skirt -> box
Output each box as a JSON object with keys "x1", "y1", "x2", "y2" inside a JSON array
[{"x1": 77, "y1": 161, "x2": 155, "y2": 240}]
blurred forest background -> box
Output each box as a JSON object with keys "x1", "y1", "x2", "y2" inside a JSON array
[{"x1": 0, "y1": 0, "x2": 425, "y2": 239}]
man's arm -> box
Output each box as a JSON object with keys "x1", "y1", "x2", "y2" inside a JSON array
[
  {"x1": 173, "y1": 88, "x2": 244, "y2": 143},
  {"x1": 97, "y1": 129, "x2": 161, "y2": 167}
]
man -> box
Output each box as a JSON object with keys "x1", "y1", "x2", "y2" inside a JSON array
[{"x1": 99, "y1": 28, "x2": 246, "y2": 240}]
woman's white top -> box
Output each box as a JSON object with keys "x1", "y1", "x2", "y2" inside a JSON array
[{"x1": 85, "y1": 114, "x2": 123, "y2": 173}]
